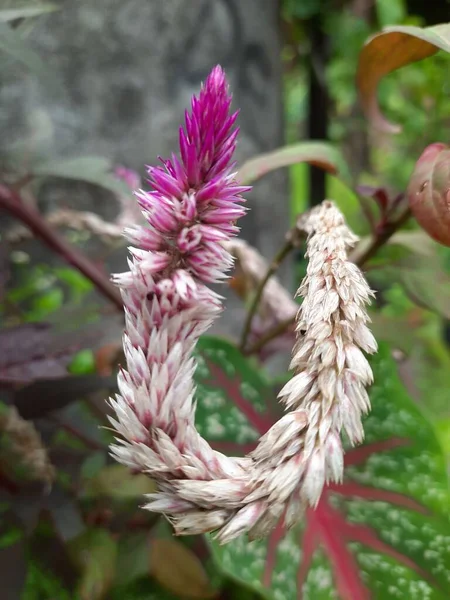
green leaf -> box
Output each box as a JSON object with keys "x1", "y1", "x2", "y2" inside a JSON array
[
  {"x1": 81, "y1": 464, "x2": 156, "y2": 500},
  {"x1": 434, "y1": 418, "x2": 450, "y2": 455},
  {"x1": 149, "y1": 538, "x2": 218, "y2": 598},
  {"x1": 30, "y1": 286, "x2": 63, "y2": 318},
  {"x1": 114, "y1": 533, "x2": 151, "y2": 588},
  {"x1": 399, "y1": 265, "x2": 450, "y2": 319},
  {"x1": 110, "y1": 576, "x2": 189, "y2": 600},
  {"x1": 69, "y1": 528, "x2": 118, "y2": 600},
  {"x1": 33, "y1": 156, "x2": 130, "y2": 196},
  {"x1": 22, "y1": 560, "x2": 73, "y2": 600},
  {"x1": 357, "y1": 23, "x2": 450, "y2": 132},
  {"x1": 0, "y1": 22, "x2": 59, "y2": 89},
  {"x1": 282, "y1": 0, "x2": 321, "y2": 20},
  {"x1": 375, "y1": 0, "x2": 407, "y2": 27},
  {"x1": 204, "y1": 343, "x2": 450, "y2": 599},
  {"x1": 388, "y1": 253, "x2": 450, "y2": 319},
  {"x1": 386, "y1": 230, "x2": 437, "y2": 257},
  {"x1": 54, "y1": 267, "x2": 93, "y2": 299},
  {"x1": 68, "y1": 349, "x2": 95, "y2": 375},
  {"x1": 237, "y1": 142, "x2": 350, "y2": 186},
  {"x1": 0, "y1": 521, "x2": 23, "y2": 549},
  {"x1": 0, "y1": 4, "x2": 59, "y2": 22}
]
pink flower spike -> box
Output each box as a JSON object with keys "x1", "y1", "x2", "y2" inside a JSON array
[{"x1": 148, "y1": 167, "x2": 185, "y2": 198}]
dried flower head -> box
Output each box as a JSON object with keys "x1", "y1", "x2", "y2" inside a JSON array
[
  {"x1": 0, "y1": 405, "x2": 55, "y2": 486},
  {"x1": 108, "y1": 67, "x2": 377, "y2": 543}
]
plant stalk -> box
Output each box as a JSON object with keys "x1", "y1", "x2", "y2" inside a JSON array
[
  {"x1": 239, "y1": 239, "x2": 294, "y2": 352},
  {"x1": 0, "y1": 184, "x2": 123, "y2": 310}
]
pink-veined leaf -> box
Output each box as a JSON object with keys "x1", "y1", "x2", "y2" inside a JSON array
[
  {"x1": 194, "y1": 337, "x2": 278, "y2": 457},
  {"x1": 195, "y1": 339, "x2": 450, "y2": 599}
]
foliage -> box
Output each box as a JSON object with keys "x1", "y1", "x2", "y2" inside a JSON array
[
  {"x1": 0, "y1": 3, "x2": 449, "y2": 600},
  {"x1": 200, "y1": 340, "x2": 449, "y2": 599}
]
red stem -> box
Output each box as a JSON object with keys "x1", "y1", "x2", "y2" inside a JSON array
[{"x1": 0, "y1": 184, "x2": 123, "y2": 310}]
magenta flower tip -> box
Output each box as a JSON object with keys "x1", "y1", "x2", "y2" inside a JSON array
[{"x1": 125, "y1": 65, "x2": 250, "y2": 287}]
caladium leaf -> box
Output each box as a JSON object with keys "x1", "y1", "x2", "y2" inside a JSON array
[
  {"x1": 194, "y1": 338, "x2": 450, "y2": 599},
  {"x1": 194, "y1": 337, "x2": 278, "y2": 456}
]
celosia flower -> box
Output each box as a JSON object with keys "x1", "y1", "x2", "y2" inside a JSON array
[{"x1": 108, "y1": 67, "x2": 377, "y2": 543}]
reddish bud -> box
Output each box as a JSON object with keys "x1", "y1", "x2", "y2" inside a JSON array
[{"x1": 408, "y1": 143, "x2": 450, "y2": 247}]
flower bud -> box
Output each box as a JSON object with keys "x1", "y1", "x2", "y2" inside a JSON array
[{"x1": 408, "y1": 143, "x2": 450, "y2": 247}]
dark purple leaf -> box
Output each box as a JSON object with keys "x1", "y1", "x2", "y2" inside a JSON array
[
  {"x1": 0, "y1": 323, "x2": 71, "y2": 386},
  {"x1": 0, "y1": 539, "x2": 27, "y2": 600},
  {"x1": 30, "y1": 527, "x2": 78, "y2": 591},
  {"x1": 0, "y1": 318, "x2": 113, "y2": 387},
  {"x1": 357, "y1": 185, "x2": 390, "y2": 213},
  {"x1": 0, "y1": 241, "x2": 9, "y2": 300},
  {"x1": 11, "y1": 481, "x2": 48, "y2": 533},
  {"x1": 13, "y1": 373, "x2": 115, "y2": 419},
  {"x1": 45, "y1": 485, "x2": 85, "y2": 542},
  {"x1": 0, "y1": 511, "x2": 27, "y2": 600}
]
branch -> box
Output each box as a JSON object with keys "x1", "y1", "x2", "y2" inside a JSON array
[
  {"x1": 239, "y1": 239, "x2": 294, "y2": 351},
  {"x1": 349, "y1": 206, "x2": 411, "y2": 265},
  {"x1": 243, "y1": 316, "x2": 295, "y2": 356},
  {"x1": 0, "y1": 184, "x2": 123, "y2": 310}
]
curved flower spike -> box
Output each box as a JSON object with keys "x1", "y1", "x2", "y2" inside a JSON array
[{"x1": 108, "y1": 67, "x2": 377, "y2": 543}]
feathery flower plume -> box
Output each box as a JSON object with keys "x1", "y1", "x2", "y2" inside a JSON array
[{"x1": 108, "y1": 67, "x2": 377, "y2": 543}]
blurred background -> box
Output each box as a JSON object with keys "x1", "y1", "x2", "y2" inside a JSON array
[{"x1": 0, "y1": 1, "x2": 449, "y2": 599}]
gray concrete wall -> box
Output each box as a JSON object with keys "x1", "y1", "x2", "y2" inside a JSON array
[{"x1": 1, "y1": 0, "x2": 290, "y2": 341}]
